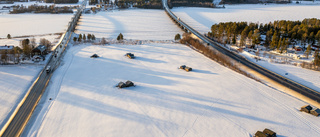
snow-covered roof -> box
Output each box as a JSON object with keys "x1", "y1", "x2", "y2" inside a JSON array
[{"x1": 0, "y1": 45, "x2": 14, "y2": 50}]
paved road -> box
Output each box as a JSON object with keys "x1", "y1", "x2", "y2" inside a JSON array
[{"x1": 162, "y1": 0, "x2": 320, "y2": 102}]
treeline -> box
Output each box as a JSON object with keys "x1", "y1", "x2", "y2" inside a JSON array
[
  {"x1": 10, "y1": 4, "x2": 74, "y2": 14},
  {"x1": 45, "y1": 0, "x2": 79, "y2": 4},
  {"x1": 168, "y1": 0, "x2": 215, "y2": 8},
  {"x1": 208, "y1": 18, "x2": 320, "y2": 69},
  {"x1": 180, "y1": 33, "x2": 261, "y2": 81},
  {"x1": 114, "y1": 0, "x2": 162, "y2": 9}
]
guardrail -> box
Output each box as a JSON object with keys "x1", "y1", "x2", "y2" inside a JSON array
[
  {"x1": 0, "y1": 1, "x2": 86, "y2": 136},
  {"x1": 162, "y1": 0, "x2": 320, "y2": 102}
]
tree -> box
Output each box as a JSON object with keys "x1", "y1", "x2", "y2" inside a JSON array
[
  {"x1": 21, "y1": 39, "x2": 32, "y2": 57},
  {"x1": 73, "y1": 37, "x2": 77, "y2": 43},
  {"x1": 7, "y1": 34, "x2": 11, "y2": 39},
  {"x1": 305, "y1": 45, "x2": 312, "y2": 59},
  {"x1": 117, "y1": 33, "x2": 124, "y2": 41},
  {"x1": 78, "y1": 34, "x2": 82, "y2": 42},
  {"x1": 83, "y1": 34, "x2": 86, "y2": 42},
  {"x1": 40, "y1": 38, "x2": 52, "y2": 49},
  {"x1": 92, "y1": 34, "x2": 96, "y2": 40},
  {"x1": 101, "y1": 37, "x2": 107, "y2": 45},
  {"x1": 270, "y1": 31, "x2": 279, "y2": 49},
  {"x1": 87, "y1": 34, "x2": 92, "y2": 41},
  {"x1": 30, "y1": 38, "x2": 36, "y2": 48},
  {"x1": 252, "y1": 29, "x2": 261, "y2": 45},
  {"x1": 174, "y1": 33, "x2": 181, "y2": 41}
]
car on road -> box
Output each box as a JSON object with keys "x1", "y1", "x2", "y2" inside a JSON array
[{"x1": 46, "y1": 66, "x2": 51, "y2": 73}]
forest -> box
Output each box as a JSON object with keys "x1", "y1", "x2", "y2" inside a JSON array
[
  {"x1": 9, "y1": 4, "x2": 74, "y2": 14},
  {"x1": 207, "y1": 18, "x2": 320, "y2": 68}
]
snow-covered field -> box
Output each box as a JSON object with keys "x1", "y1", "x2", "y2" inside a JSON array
[
  {"x1": 172, "y1": 4, "x2": 320, "y2": 92},
  {"x1": 0, "y1": 65, "x2": 43, "y2": 129},
  {"x1": 0, "y1": 14, "x2": 73, "y2": 38},
  {"x1": 25, "y1": 43, "x2": 320, "y2": 137},
  {"x1": 172, "y1": 4, "x2": 320, "y2": 34},
  {"x1": 242, "y1": 51, "x2": 320, "y2": 92},
  {"x1": 76, "y1": 9, "x2": 184, "y2": 40}
]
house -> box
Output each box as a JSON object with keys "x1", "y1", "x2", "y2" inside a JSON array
[
  {"x1": 0, "y1": 45, "x2": 14, "y2": 52},
  {"x1": 311, "y1": 45, "x2": 320, "y2": 51},
  {"x1": 294, "y1": 46, "x2": 302, "y2": 51},
  {"x1": 32, "y1": 45, "x2": 47, "y2": 56}
]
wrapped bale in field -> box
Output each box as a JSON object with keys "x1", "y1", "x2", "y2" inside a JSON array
[
  {"x1": 300, "y1": 105, "x2": 312, "y2": 113},
  {"x1": 263, "y1": 128, "x2": 276, "y2": 137},
  {"x1": 117, "y1": 82, "x2": 126, "y2": 88},
  {"x1": 125, "y1": 80, "x2": 134, "y2": 87},
  {"x1": 311, "y1": 108, "x2": 320, "y2": 116},
  {"x1": 254, "y1": 131, "x2": 267, "y2": 137}
]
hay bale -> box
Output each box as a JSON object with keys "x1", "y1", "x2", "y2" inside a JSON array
[
  {"x1": 254, "y1": 131, "x2": 268, "y2": 137},
  {"x1": 263, "y1": 128, "x2": 276, "y2": 137},
  {"x1": 311, "y1": 108, "x2": 320, "y2": 116},
  {"x1": 125, "y1": 80, "x2": 134, "y2": 87},
  {"x1": 117, "y1": 82, "x2": 126, "y2": 88},
  {"x1": 300, "y1": 105, "x2": 313, "y2": 113}
]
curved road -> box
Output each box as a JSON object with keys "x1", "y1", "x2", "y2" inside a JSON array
[{"x1": 162, "y1": 0, "x2": 320, "y2": 102}]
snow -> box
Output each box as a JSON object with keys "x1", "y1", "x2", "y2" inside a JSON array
[
  {"x1": 0, "y1": 65, "x2": 43, "y2": 130},
  {"x1": 25, "y1": 43, "x2": 320, "y2": 137},
  {"x1": 172, "y1": 4, "x2": 320, "y2": 93},
  {"x1": 0, "y1": 34, "x2": 61, "y2": 48},
  {"x1": 76, "y1": 9, "x2": 184, "y2": 40},
  {"x1": 241, "y1": 51, "x2": 320, "y2": 92},
  {"x1": 172, "y1": 4, "x2": 320, "y2": 34},
  {"x1": 0, "y1": 13, "x2": 73, "y2": 38}
]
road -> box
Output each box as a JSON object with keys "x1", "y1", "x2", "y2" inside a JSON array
[
  {"x1": 0, "y1": 0, "x2": 86, "y2": 135},
  {"x1": 162, "y1": 0, "x2": 320, "y2": 102}
]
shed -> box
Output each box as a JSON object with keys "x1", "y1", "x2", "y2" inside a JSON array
[
  {"x1": 32, "y1": 45, "x2": 47, "y2": 56},
  {"x1": 300, "y1": 105, "x2": 313, "y2": 113},
  {"x1": 254, "y1": 131, "x2": 267, "y2": 137},
  {"x1": 125, "y1": 80, "x2": 134, "y2": 87},
  {"x1": 117, "y1": 82, "x2": 126, "y2": 88},
  {"x1": 311, "y1": 108, "x2": 320, "y2": 116},
  {"x1": 263, "y1": 128, "x2": 276, "y2": 137}
]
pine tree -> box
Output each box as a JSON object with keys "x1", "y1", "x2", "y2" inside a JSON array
[
  {"x1": 73, "y1": 37, "x2": 77, "y2": 43},
  {"x1": 78, "y1": 34, "x2": 82, "y2": 42},
  {"x1": 174, "y1": 34, "x2": 181, "y2": 41},
  {"x1": 305, "y1": 45, "x2": 311, "y2": 59},
  {"x1": 7, "y1": 34, "x2": 11, "y2": 39},
  {"x1": 117, "y1": 33, "x2": 123, "y2": 41},
  {"x1": 83, "y1": 34, "x2": 86, "y2": 42},
  {"x1": 92, "y1": 34, "x2": 96, "y2": 40}
]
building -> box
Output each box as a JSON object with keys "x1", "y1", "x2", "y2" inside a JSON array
[
  {"x1": 32, "y1": 45, "x2": 47, "y2": 56},
  {"x1": 0, "y1": 45, "x2": 14, "y2": 52}
]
